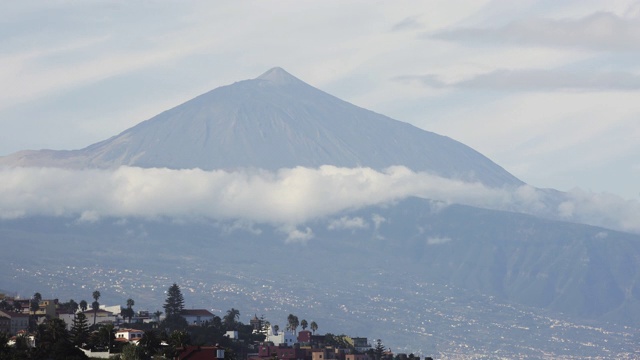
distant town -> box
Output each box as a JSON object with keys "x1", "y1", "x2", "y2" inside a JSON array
[{"x1": 0, "y1": 284, "x2": 434, "y2": 360}]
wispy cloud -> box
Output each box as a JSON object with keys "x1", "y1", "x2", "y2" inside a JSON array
[
  {"x1": 328, "y1": 216, "x2": 369, "y2": 231},
  {"x1": 0, "y1": 36, "x2": 213, "y2": 111},
  {"x1": 397, "y1": 69, "x2": 640, "y2": 92},
  {"x1": 426, "y1": 237, "x2": 452, "y2": 245},
  {"x1": 391, "y1": 16, "x2": 424, "y2": 32},
  {"x1": 430, "y1": 11, "x2": 640, "y2": 52},
  {"x1": 0, "y1": 165, "x2": 638, "y2": 234}
]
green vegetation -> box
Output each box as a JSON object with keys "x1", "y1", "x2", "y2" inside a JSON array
[{"x1": 0, "y1": 284, "x2": 399, "y2": 360}]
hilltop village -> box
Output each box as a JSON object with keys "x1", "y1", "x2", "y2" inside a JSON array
[{"x1": 0, "y1": 285, "x2": 433, "y2": 360}]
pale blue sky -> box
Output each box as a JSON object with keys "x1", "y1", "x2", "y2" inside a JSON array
[{"x1": 1, "y1": 0, "x2": 639, "y2": 199}]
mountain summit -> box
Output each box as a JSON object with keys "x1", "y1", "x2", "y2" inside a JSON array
[
  {"x1": 0, "y1": 67, "x2": 521, "y2": 187},
  {"x1": 256, "y1": 66, "x2": 306, "y2": 85}
]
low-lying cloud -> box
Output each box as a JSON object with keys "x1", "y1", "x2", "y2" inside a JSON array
[{"x1": 0, "y1": 165, "x2": 638, "y2": 234}]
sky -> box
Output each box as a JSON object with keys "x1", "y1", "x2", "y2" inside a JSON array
[{"x1": 1, "y1": 1, "x2": 639, "y2": 206}]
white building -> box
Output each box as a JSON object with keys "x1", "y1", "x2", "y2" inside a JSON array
[
  {"x1": 181, "y1": 309, "x2": 215, "y2": 326},
  {"x1": 265, "y1": 325, "x2": 296, "y2": 346},
  {"x1": 80, "y1": 308, "x2": 118, "y2": 325},
  {"x1": 115, "y1": 328, "x2": 144, "y2": 344}
]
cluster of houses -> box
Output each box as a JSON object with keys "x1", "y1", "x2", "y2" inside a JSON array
[
  {"x1": 1, "y1": 293, "x2": 433, "y2": 360},
  {"x1": 251, "y1": 326, "x2": 373, "y2": 360},
  {"x1": 0, "y1": 293, "x2": 221, "y2": 335}
]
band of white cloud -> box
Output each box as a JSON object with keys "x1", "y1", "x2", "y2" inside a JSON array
[{"x1": 1, "y1": 165, "x2": 638, "y2": 233}]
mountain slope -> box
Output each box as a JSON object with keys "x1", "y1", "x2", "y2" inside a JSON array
[
  {"x1": 1, "y1": 198, "x2": 639, "y2": 357},
  {"x1": 0, "y1": 67, "x2": 522, "y2": 188}
]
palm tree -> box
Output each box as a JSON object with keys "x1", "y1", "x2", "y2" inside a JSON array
[
  {"x1": 301, "y1": 319, "x2": 308, "y2": 330},
  {"x1": 79, "y1": 300, "x2": 88, "y2": 312},
  {"x1": 169, "y1": 330, "x2": 191, "y2": 348},
  {"x1": 92, "y1": 291, "x2": 101, "y2": 303},
  {"x1": 310, "y1": 321, "x2": 318, "y2": 334},
  {"x1": 287, "y1": 314, "x2": 299, "y2": 333},
  {"x1": 97, "y1": 324, "x2": 115, "y2": 350},
  {"x1": 154, "y1": 310, "x2": 163, "y2": 323},
  {"x1": 45, "y1": 318, "x2": 68, "y2": 343},
  {"x1": 139, "y1": 330, "x2": 161, "y2": 357},
  {"x1": 69, "y1": 299, "x2": 79, "y2": 318},
  {"x1": 224, "y1": 308, "x2": 240, "y2": 330},
  {"x1": 126, "y1": 298, "x2": 135, "y2": 323},
  {"x1": 92, "y1": 290, "x2": 101, "y2": 326}
]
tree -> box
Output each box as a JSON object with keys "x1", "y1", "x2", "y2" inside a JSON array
[
  {"x1": 79, "y1": 300, "x2": 88, "y2": 312},
  {"x1": 69, "y1": 299, "x2": 79, "y2": 317},
  {"x1": 310, "y1": 321, "x2": 318, "y2": 334},
  {"x1": 169, "y1": 330, "x2": 191, "y2": 348},
  {"x1": 300, "y1": 319, "x2": 308, "y2": 330},
  {"x1": 126, "y1": 298, "x2": 135, "y2": 323},
  {"x1": 287, "y1": 314, "x2": 299, "y2": 333},
  {"x1": 122, "y1": 307, "x2": 134, "y2": 324},
  {"x1": 261, "y1": 320, "x2": 271, "y2": 336},
  {"x1": 273, "y1": 324, "x2": 279, "y2": 334},
  {"x1": 139, "y1": 330, "x2": 161, "y2": 358},
  {"x1": 162, "y1": 283, "x2": 186, "y2": 332},
  {"x1": 13, "y1": 331, "x2": 30, "y2": 351},
  {"x1": 34, "y1": 318, "x2": 70, "y2": 357},
  {"x1": 95, "y1": 324, "x2": 115, "y2": 351},
  {"x1": 121, "y1": 343, "x2": 145, "y2": 360},
  {"x1": 163, "y1": 284, "x2": 184, "y2": 318},
  {"x1": 31, "y1": 292, "x2": 42, "y2": 313},
  {"x1": 70, "y1": 312, "x2": 90, "y2": 346},
  {"x1": 323, "y1": 333, "x2": 353, "y2": 350},
  {"x1": 223, "y1": 308, "x2": 240, "y2": 330},
  {"x1": 30, "y1": 299, "x2": 39, "y2": 313},
  {"x1": 29, "y1": 292, "x2": 43, "y2": 331},
  {"x1": 91, "y1": 290, "x2": 101, "y2": 327},
  {"x1": 373, "y1": 339, "x2": 385, "y2": 360},
  {"x1": 0, "y1": 331, "x2": 11, "y2": 358},
  {"x1": 153, "y1": 310, "x2": 163, "y2": 323}
]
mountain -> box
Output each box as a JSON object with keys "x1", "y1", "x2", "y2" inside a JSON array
[
  {"x1": 0, "y1": 67, "x2": 521, "y2": 188},
  {"x1": 1, "y1": 199, "x2": 639, "y2": 357},
  {"x1": 1, "y1": 67, "x2": 639, "y2": 357}
]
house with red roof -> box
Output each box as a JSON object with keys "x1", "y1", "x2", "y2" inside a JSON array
[{"x1": 115, "y1": 328, "x2": 144, "y2": 344}]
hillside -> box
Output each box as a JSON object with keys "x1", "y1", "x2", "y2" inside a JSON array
[{"x1": 1, "y1": 198, "x2": 639, "y2": 357}]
